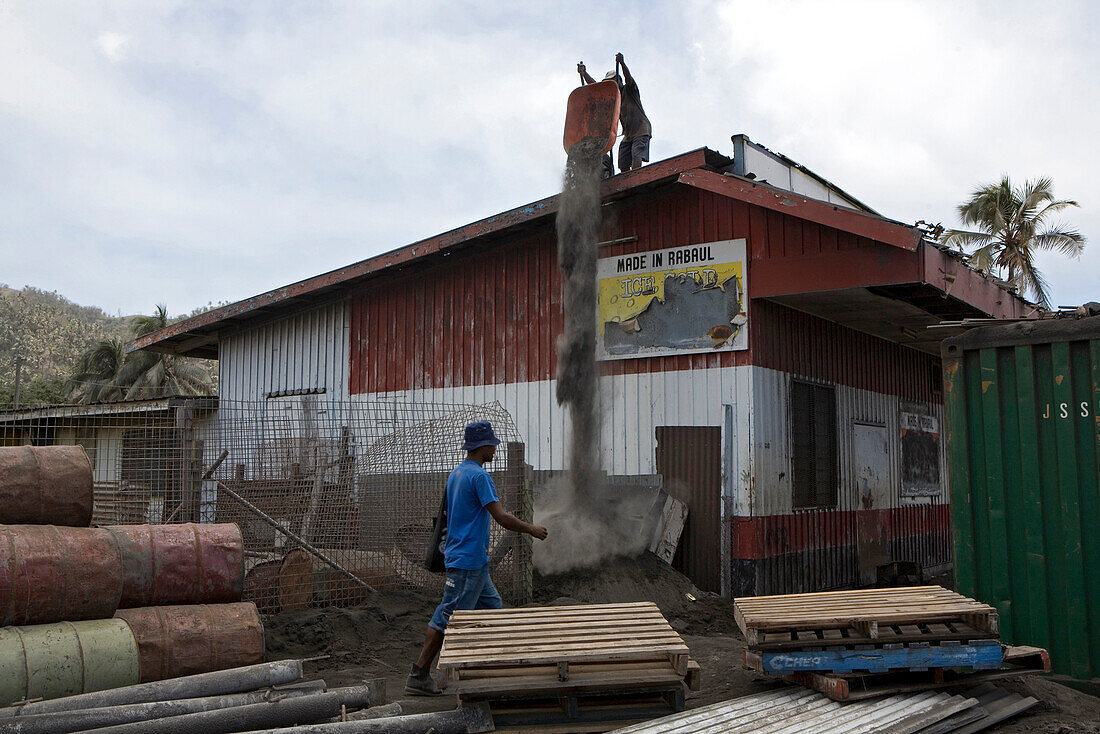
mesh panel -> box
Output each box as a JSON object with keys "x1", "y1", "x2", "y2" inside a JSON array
[{"x1": 0, "y1": 398, "x2": 532, "y2": 609}]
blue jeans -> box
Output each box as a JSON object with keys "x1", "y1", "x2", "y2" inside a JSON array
[{"x1": 428, "y1": 565, "x2": 502, "y2": 632}]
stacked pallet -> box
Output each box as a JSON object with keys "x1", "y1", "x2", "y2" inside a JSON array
[
  {"x1": 438, "y1": 601, "x2": 700, "y2": 732},
  {"x1": 0, "y1": 445, "x2": 261, "y2": 707},
  {"x1": 735, "y1": 586, "x2": 1050, "y2": 700}
]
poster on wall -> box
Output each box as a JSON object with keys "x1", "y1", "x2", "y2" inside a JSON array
[
  {"x1": 899, "y1": 410, "x2": 942, "y2": 498},
  {"x1": 597, "y1": 239, "x2": 748, "y2": 360}
]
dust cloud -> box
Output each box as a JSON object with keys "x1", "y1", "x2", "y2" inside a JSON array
[{"x1": 534, "y1": 138, "x2": 649, "y2": 575}]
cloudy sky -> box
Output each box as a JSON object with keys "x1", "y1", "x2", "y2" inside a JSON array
[{"x1": 2, "y1": 0, "x2": 1097, "y2": 316}]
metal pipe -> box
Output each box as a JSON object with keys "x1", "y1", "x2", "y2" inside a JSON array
[
  {"x1": 0, "y1": 660, "x2": 304, "y2": 718},
  {"x1": 76, "y1": 684, "x2": 382, "y2": 734},
  {"x1": 341, "y1": 702, "x2": 402, "y2": 721},
  {"x1": 240, "y1": 703, "x2": 494, "y2": 734},
  {"x1": 0, "y1": 682, "x2": 327, "y2": 734}
]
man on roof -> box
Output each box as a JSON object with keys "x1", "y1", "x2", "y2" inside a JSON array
[{"x1": 611, "y1": 52, "x2": 652, "y2": 173}]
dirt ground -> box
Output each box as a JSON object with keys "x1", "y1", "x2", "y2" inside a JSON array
[{"x1": 263, "y1": 554, "x2": 1100, "y2": 731}]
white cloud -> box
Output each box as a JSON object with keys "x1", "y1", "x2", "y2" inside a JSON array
[
  {"x1": 96, "y1": 31, "x2": 127, "y2": 61},
  {"x1": 0, "y1": 0, "x2": 1096, "y2": 315}
]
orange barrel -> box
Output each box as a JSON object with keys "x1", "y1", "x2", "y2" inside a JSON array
[
  {"x1": 115, "y1": 602, "x2": 264, "y2": 682},
  {"x1": 0, "y1": 445, "x2": 93, "y2": 526},
  {"x1": 0, "y1": 525, "x2": 123, "y2": 626},
  {"x1": 108, "y1": 523, "x2": 245, "y2": 608}
]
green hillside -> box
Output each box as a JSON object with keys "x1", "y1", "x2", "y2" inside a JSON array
[{"x1": 0, "y1": 286, "x2": 216, "y2": 409}]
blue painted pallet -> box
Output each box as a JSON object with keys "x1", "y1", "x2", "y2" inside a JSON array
[{"x1": 754, "y1": 640, "x2": 1004, "y2": 675}]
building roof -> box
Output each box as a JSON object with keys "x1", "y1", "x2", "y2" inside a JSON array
[
  {"x1": 0, "y1": 396, "x2": 218, "y2": 423},
  {"x1": 131, "y1": 143, "x2": 1030, "y2": 359}
]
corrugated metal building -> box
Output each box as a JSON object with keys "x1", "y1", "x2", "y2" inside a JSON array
[{"x1": 134, "y1": 136, "x2": 1030, "y2": 597}]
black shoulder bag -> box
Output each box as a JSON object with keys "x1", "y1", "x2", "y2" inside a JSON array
[{"x1": 423, "y1": 491, "x2": 447, "y2": 573}]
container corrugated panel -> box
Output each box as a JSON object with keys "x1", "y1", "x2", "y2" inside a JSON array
[
  {"x1": 219, "y1": 301, "x2": 348, "y2": 401},
  {"x1": 943, "y1": 315, "x2": 1100, "y2": 680}
]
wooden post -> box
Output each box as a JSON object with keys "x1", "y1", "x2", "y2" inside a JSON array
[
  {"x1": 505, "y1": 442, "x2": 532, "y2": 605},
  {"x1": 175, "y1": 402, "x2": 200, "y2": 523}
]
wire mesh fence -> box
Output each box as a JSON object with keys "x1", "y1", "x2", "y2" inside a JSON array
[{"x1": 0, "y1": 396, "x2": 533, "y2": 609}]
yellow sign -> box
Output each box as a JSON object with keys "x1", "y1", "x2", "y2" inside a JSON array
[{"x1": 597, "y1": 239, "x2": 748, "y2": 359}]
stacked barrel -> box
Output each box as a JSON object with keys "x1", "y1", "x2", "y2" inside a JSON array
[{"x1": 0, "y1": 446, "x2": 263, "y2": 706}]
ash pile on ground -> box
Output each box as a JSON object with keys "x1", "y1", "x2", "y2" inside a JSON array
[
  {"x1": 265, "y1": 590, "x2": 437, "y2": 672},
  {"x1": 534, "y1": 552, "x2": 740, "y2": 635}
]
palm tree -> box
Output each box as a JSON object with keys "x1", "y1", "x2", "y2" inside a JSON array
[
  {"x1": 67, "y1": 304, "x2": 213, "y2": 403},
  {"x1": 66, "y1": 338, "x2": 126, "y2": 403},
  {"x1": 942, "y1": 176, "x2": 1085, "y2": 308}
]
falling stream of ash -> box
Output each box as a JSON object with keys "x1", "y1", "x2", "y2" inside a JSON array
[{"x1": 533, "y1": 138, "x2": 652, "y2": 575}]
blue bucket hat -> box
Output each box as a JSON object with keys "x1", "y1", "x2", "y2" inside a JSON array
[{"x1": 462, "y1": 421, "x2": 501, "y2": 451}]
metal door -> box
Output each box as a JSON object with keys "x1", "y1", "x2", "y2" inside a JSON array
[
  {"x1": 655, "y1": 426, "x2": 722, "y2": 592},
  {"x1": 852, "y1": 422, "x2": 890, "y2": 585}
]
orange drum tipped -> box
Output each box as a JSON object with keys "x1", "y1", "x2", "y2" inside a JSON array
[{"x1": 563, "y1": 80, "x2": 621, "y2": 153}]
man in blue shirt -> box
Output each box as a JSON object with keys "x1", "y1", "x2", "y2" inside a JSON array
[{"x1": 406, "y1": 421, "x2": 549, "y2": 696}]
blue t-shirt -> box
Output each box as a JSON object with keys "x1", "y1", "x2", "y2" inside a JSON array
[{"x1": 443, "y1": 459, "x2": 499, "y2": 570}]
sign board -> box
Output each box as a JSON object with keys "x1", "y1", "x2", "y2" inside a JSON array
[
  {"x1": 900, "y1": 410, "x2": 942, "y2": 498},
  {"x1": 597, "y1": 239, "x2": 747, "y2": 360}
]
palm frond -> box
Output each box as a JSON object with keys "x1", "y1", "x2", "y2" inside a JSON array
[{"x1": 1032, "y1": 228, "x2": 1086, "y2": 257}]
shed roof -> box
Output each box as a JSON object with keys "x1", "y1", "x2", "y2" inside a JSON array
[{"x1": 132, "y1": 144, "x2": 1030, "y2": 358}]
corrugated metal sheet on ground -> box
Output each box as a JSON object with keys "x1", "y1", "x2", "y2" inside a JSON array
[{"x1": 608, "y1": 688, "x2": 977, "y2": 733}]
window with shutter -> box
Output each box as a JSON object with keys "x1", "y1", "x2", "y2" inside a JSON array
[{"x1": 791, "y1": 380, "x2": 838, "y2": 509}]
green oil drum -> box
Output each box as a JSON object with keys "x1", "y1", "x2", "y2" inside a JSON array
[{"x1": 0, "y1": 619, "x2": 140, "y2": 706}]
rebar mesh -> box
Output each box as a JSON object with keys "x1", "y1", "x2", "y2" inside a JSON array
[{"x1": 0, "y1": 397, "x2": 533, "y2": 610}]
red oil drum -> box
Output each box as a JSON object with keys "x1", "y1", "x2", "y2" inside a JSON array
[
  {"x1": 0, "y1": 525, "x2": 123, "y2": 626},
  {"x1": 243, "y1": 560, "x2": 282, "y2": 615},
  {"x1": 114, "y1": 602, "x2": 264, "y2": 682},
  {"x1": 0, "y1": 446, "x2": 93, "y2": 526},
  {"x1": 108, "y1": 523, "x2": 245, "y2": 608}
]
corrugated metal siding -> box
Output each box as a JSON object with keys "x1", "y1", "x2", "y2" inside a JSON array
[
  {"x1": 357, "y1": 365, "x2": 749, "y2": 475},
  {"x1": 219, "y1": 301, "x2": 349, "y2": 401},
  {"x1": 610, "y1": 688, "x2": 978, "y2": 733},
  {"x1": 656, "y1": 426, "x2": 722, "y2": 592},
  {"x1": 347, "y1": 187, "x2": 912, "y2": 394},
  {"x1": 739, "y1": 366, "x2": 950, "y2": 594},
  {"x1": 751, "y1": 299, "x2": 942, "y2": 403}
]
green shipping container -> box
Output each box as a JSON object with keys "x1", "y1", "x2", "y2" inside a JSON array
[{"x1": 943, "y1": 315, "x2": 1100, "y2": 681}]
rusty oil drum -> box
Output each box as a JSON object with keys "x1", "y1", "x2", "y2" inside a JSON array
[
  {"x1": 0, "y1": 445, "x2": 94, "y2": 526},
  {"x1": 114, "y1": 602, "x2": 264, "y2": 682},
  {"x1": 108, "y1": 523, "x2": 245, "y2": 608},
  {"x1": 0, "y1": 619, "x2": 139, "y2": 706},
  {"x1": 0, "y1": 525, "x2": 123, "y2": 626}
]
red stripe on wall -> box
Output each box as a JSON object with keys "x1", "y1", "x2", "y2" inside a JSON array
[{"x1": 730, "y1": 504, "x2": 951, "y2": 560}]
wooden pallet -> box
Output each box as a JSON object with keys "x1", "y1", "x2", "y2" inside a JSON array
[
  {"x1": 437, "y1": 602, "x2": 696, "y2": 700},
  {"x1": 771, "y1": 645, "x2": 1050, "y2": 701},
  {"x1": 486, "y1": 685, "x2": 684, "y2": 732},
  {"x1": 735, "y1": 586, "x2": 999, "y2": 648},
  {"x1": 743, "y1": 639, "x2": 1004, "y2": 675}
]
